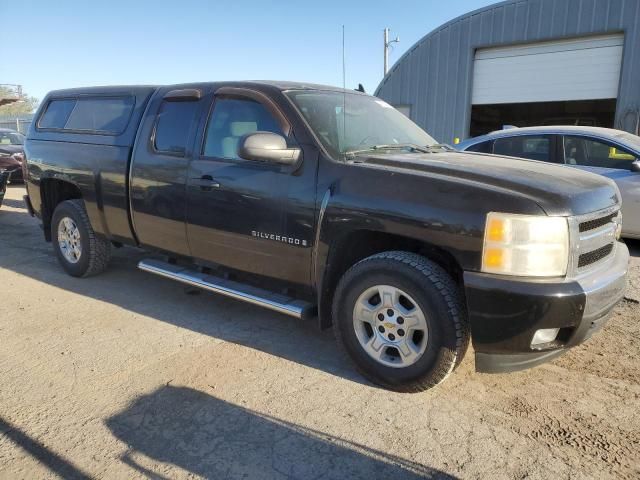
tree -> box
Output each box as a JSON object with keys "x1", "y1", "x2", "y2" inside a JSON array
[{"x1": 0, "y1": 86, "x2": 39, "y2": 116}]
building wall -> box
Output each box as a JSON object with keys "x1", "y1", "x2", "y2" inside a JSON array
[{"x1": 375, "y1": 0, "x2": 640, "y2": 143}]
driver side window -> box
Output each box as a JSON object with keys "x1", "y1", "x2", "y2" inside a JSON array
[
  {"x1": 202, "y1": 96, "x2": 283, "y2": 160},
  {"x1": 563, "y1": 136, "x2": 638, "y2": 170}
]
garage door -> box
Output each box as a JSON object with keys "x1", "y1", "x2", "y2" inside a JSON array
[{"x1": 472, "y1": 34, "x2": 624, "y2": 105}]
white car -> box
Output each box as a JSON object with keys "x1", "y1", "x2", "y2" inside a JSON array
[{"x1": 458, "y1": 126, "x2": 640, "y2": 239}]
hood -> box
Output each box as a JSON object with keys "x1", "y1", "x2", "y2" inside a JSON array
[
  {"x1": 354, "y1": 151, "x2": 619, "y2": 216},
  {"x1": 0, "y1": 145, "x2": 23, "y2": 155}
]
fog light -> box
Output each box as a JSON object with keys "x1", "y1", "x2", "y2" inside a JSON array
[{"x1": 531, "y1": 328, "x2": 560, "y2": 347}]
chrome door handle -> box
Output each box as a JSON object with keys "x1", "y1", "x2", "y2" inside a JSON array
[{"x1": 192, "y1": 175, "x2": 220, "y2": 190}]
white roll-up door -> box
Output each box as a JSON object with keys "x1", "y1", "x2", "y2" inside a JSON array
[{"x1": 472, "y1": 34, "x2": 624, "y2": 105}]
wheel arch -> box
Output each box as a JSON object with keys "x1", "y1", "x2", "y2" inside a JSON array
[
  {"x1": 317, "y1": 228, "x2": 464, "y2": 330},
  {"x1": 40, "y1": 178, "x2": 83, "y2": 241}
]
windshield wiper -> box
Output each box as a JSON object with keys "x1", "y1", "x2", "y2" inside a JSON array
[
  {"x1": 427, "y1": 143, "x2": 454, "y2": 152},
  {"x1": 345, "y1": 143, "x2": 432, "y2": 158}
]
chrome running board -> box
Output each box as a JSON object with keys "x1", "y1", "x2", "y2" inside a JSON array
[{"x1": 138, "y1": 259, "x2": 314, "y2": 319}]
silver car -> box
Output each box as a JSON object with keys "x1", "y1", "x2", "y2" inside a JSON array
[{"x1": 458, "y1": 126, "x2": 640, "y2": 239}]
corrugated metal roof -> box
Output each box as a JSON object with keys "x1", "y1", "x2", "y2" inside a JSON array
[{"x1": 375, "y1": 0, "x2": 640, "y2": 143}]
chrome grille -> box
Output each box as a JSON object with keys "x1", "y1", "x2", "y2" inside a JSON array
[
  {"x1": 568, "y1": 206, "x2": 620, "y2": 276},
  {"x1": 579, "y1": 213, "x2": 617, "y2": 233},
  {"x1": 577, "y1": 243, "x2": 614, "y2": 268}
]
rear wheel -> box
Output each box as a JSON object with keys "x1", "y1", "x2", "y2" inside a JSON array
[
  {"x1": 332, "y1": 251, "x2": 469, "y2": 392},
  {"x1": 51, "y1": 199, "x2": 111, "y2": 277}
]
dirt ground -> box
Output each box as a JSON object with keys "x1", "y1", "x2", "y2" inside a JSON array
[{"x1": 1, "y1": 185, "x2": 639, "y2": 480}]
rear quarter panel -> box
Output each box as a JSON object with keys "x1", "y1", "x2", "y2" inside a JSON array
[{"x1": 25, "y1": 141, "x2": 135, "y2": 242}]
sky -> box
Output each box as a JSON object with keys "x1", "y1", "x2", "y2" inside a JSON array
[{"x1": 1, "y1": 0, "x2": 497, "y2": 103}]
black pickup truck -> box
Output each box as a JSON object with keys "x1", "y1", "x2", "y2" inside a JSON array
[{"x1": 24, "y1": 82, "x2": 629, "y2": 392}]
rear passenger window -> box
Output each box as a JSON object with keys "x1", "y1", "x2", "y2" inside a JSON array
[
  {"x1": 65, "y1": 97, "x2": 134, "y2": 133},
  {"x1": 203, "y1": 97, "x2": 282, "y2": 159},
  {"x1": 493, "y1": 135, "x2": 552, "y2": 162},
  {"x1": 154, "y1": 100, "x2": 200, "y2": 155},
  {"x1": 38, "y1": 97, "x2": 135, "y2": 134},
  {"x1": 38, "y1": 99, "x2": 77, "y2": 129}
]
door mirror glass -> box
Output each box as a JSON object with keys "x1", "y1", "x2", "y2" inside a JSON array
[
  {"x1": 631, "y1": 160, "x2": 640, "y2": 172},
  {"x1": 238, "y1": 132, "x2": 300, "y2": 165}
]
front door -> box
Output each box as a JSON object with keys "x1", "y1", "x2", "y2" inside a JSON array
[{"x1": 186, "y1": 88, "x2": 317, "y2": 285}]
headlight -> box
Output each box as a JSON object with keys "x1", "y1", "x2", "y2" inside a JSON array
[{"x1": 482, "y1": 212, "x2": 569, "y2": 277}]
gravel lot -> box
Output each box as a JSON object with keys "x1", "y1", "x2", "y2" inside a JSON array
[{"x1": 1, "y1": 185, "x2": 639, "y2": 479}]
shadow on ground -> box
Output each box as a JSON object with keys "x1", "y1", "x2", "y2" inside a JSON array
[
  {"x1": 0, "y1": 416, "x2": 91, "y2": 480},
  {"x1": 626, "y1": 238, "x2": 639, "y2": 256},
  {"x1": 1, "y1": 197, "x2": 27, "y2": 209},
  {"x1": 106, "y1": 385, "x2": 456, "y2": 479}
]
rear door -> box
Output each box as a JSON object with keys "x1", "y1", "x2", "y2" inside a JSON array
[
  {"x1": 186, "y1": 87, "x2": 317, "y2": 285},
  {"x1": 130, "y1": 87, "x2": 207, "y2": 255}
]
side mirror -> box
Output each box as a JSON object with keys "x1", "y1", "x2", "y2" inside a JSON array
[
  {"x1": 238, "y1": 132, "x2": 300, "y2": 165},
  {"x1": 631, "y1": 160, "x2": 640, "y2": 172}
]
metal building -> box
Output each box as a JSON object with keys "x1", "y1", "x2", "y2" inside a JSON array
[{"x1": 375, "y1": 0, "x2": 640, "y2": 143}]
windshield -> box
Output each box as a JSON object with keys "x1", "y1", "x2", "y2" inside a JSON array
[
  {"x1": 0, "y1": 131, "x2": 25, "y2": 145},
  {"x1": 286, "y1": 90, "x2": 437, "y2": 159}
]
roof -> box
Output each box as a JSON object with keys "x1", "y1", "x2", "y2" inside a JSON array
[
  {"x1": 0, "y1": 98, "x2": 20, "y2": 107},
  {"x1": 458, "y1": 126, "x2": 640, "y2": 151},
  {"x1": 44, "y1": 81, "x2": 360, "y2": 99},
  {"x1": 375, "y1": 0, "x2": 640, "y2": 143},
  {"x1": 376, "y1": 0, "x2": 519, "y2": 95},
  {"x1": 248, "y1": 80, "x2": 358, "y2": 93}
]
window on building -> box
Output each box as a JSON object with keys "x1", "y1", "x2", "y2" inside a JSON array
[{"x1": 394, "y1": 105, "x2": 411, "y2": 118}]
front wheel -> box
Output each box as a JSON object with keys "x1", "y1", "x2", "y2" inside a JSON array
[
  {"x1": 332, "y1": 251, "x2": 469, "y2": 392},
  {"x1": 51, "y1": 199, "x2": 111, "y2": 277}
]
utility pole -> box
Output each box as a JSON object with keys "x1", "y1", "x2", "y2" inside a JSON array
[{"x1": 383, "y1": 28, "x2": 399, "y2": 76}]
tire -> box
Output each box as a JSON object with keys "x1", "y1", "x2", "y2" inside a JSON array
[
  {"x1": 332, "y1": 251, "x2": 469, "y2": 392},
  {"x1": 51, "y1": 199, "x2": 111, "y2": 277}
]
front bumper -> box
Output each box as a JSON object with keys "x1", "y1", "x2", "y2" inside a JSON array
[{"x1": 464, "y1": 241, "x2": 629, "y2": 373}]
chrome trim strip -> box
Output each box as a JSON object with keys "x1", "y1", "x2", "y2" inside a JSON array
[
  {"x1": 138, "y1": 260, "x2": 305, "y2": 318},
  {"x1": 312, "y1": 188, "x2": 331, "y2": 289}
]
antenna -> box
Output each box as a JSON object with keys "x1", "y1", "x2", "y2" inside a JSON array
[
  {"x1": 342, "y1": 25, "x2": 346, "y2": 91},
  {"x1": 342, "y1": 25, "x2": 346, "y2": 154}
]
